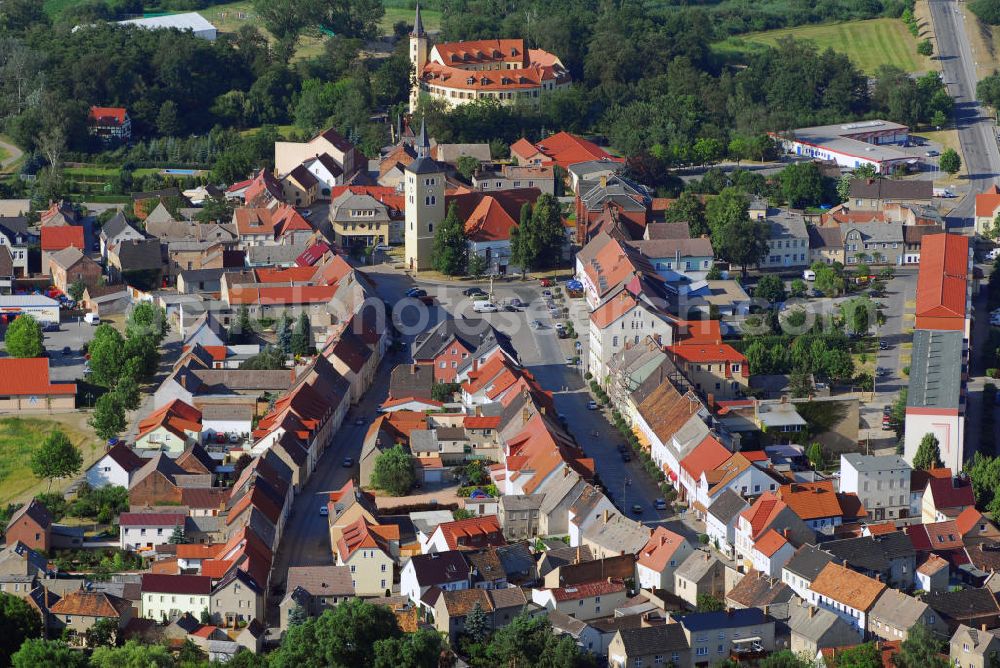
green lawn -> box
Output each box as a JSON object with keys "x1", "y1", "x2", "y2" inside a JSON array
[
  {"x1": 0, "y1": 417, "x2": 99, "y2": 504},
  {"x1": 712, "y1": 18, "x2": 930, "y2": 75}
]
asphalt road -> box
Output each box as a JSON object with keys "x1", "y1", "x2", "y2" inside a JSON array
[{"x1": 929, "y1": 0, "x2": 1000, "y2": 225}]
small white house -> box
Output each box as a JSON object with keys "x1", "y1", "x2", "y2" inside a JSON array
[
  {"x1": 400, "y1": 551, "x2": 471, "y2": 610},
  {"x1": 85, "y1": 444, "x2": 146, "y2": 489},
  {"x1": 635, "y1": 527, "x2": 693, "y2": 594},
  {"x1": 120, "y1": 513, "x2": 186, "y2": 551},
  {"x1": 705, "y1": 489, "x2": 748, "y2": 558},
  {"x1": 750, "y1": 529, "x2": 796, "y2": 578}
]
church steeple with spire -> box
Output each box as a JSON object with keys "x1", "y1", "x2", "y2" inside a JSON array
[{"x1": 409, "y1": 4, "x2": 429, "y2": 112}]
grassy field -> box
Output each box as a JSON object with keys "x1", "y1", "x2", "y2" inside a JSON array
[
  {"x1": 712, "y1": 18, "x2": 931, "y2": 75},
  {"x1": 0, "y1": 416, "x2": 100, "y2": 505}
]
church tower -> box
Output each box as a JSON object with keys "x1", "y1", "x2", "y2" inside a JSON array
[
  {"x1": 409, "y1": 4, "x2": 429, "y2": 112},
  {"x1": 404, "y1": 120, "x2": 445, "y2": 271}
]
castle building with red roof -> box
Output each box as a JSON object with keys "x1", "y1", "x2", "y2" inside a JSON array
[{"x1": 408, "y1": 5, "x2": 570, "y2": 112}]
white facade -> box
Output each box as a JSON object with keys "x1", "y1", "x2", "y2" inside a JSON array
[
  {"x1": 636, "y1": 542, "x2": 694, "y2": 593},
  {"x1": 121, "y1": 521, "x2": 182, "y2": 551},
  {"x1": 142, "y1": 590, "x2": 211, "y2": 622},
  {"x1": 399, "y1": 558, "x2": 470, "y2": 609},
  {"x1": 695, "y1": 466, "x2": 779, "y2": 513},
  {"x1": 0, "y1": 295, "x2": 60, "y2": 325},
  {"x1": 839, "y1": 454, "x2": 911, "y2": 521},
  {"x1": 751, "y1": 540, "x2": 795, "y2": 578},
  {"x1": 588, "y1": 299, "x2": 675, "y2": 385},
  {"x1": 904, "y1": 411, "x2": 965, "y2": 474},
  {"x1": 404, "y1": 163, "x2": 445, "y2": 272},
  {"x1": 807, "y1": 586, "x2": 869, "y2": 635},
  {"x1": 85, "y1": 454, "x2": 132, "y2": 489},
  {"x1": 705, "y1": 511, "x2": 737, "y2": 558}
]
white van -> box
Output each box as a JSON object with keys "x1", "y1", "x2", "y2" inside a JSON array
[
  {"x1": 83, "y1": 313, "x2": 101, "y2": 325},
  {"x1": 473, "y1": 300, "x2": 499, "y2": 313},
  {"x1": 802, "y1": 269, "x2": 816, "y2": 281}
]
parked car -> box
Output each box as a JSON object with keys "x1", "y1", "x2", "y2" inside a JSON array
[
  {"x1": 875, "y1": 367, "x2": 890, "y2": 377},
  {"x1": 878, "y1": 341, "x2": 890, "y2": 350},
  {"x1": 342, "y1": 457, "x2": 353, "y2": 467},
  {"x1": 463, "y1": 287, "x2": 487, "y2": 297},
  {"x1": 539, "y1": 278, "x2": 553, "y2": 287},
  {"x1": 473, "y1": 301, "x2": 499, "y2": 313},
  {"x1": 228, "y1": 433, "x2": 241, "y2": 444},
  {"x1": 319, "y1": 505, "x2": 328, "y2": 516},
  {"x1": 405, "y1": 287, "x2": 424, "y2": 297},
  {"x1": 631, "y1": 504, "x2": 643, "y2": 514},
  {"x1": 61, "y1": 346, "x2": 71, "y2": 355},
  {"x1": 509, "y1": 298, "x2": 526, "y2": 308},
  {"x1": 530, "y1": 320, "x2": 543, "y2": 330},
  {"x1": 586, "y1": 400, "x2": 598, "y2": 410},
  {"x1": 654, "y1": 498, "x2": 667, "y2": 510}
]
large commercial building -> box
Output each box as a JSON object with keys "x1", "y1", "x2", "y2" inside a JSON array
[
  {"x1": 772, "y1": 120, "x2": 918, "y2": 174},
  {"x1": 0, "y1": 295, "x2": 60, "y2": 325}
]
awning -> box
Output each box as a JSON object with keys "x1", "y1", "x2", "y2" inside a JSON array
[{"x1": 668, "y1": 471, "x2": 678, "y2": 482}]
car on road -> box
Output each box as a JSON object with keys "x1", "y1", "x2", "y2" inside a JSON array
[
  {"x1": 654, "y1": 498, "x2": 667, "y2": 510},
  {"x1": 61, "y1": 346, "x2": 72, "y2": 355},
  {"x1": 530, "y1": 320, "x2": 543, "y2": 330},
  {"x1": 631, "y1": 504, "x2": 643, "y2": 514},
  {"x1": 565, "y1": 356, "x2": 576, "y2": 365},
  {"x1": 354, "y1": 417, "x2": 365, "y2": 426},
  {"x1": 875, "y1": 367, "x2": 890, "y2": 376},
  {"x1": 342, "y1": 457, "x2": 353, "y2": 467},
  {"x1": 473, "y1": 301, "x2": 499, "y2": 313},
  {"x1": 319, "y1": 506, "x2": 328, "y2": 516},
  {"x1": 621, "y1": 452, "x2": 632, "y2": 462},
  {"x1": 542, "y1": 289, "x2": 552, "y2": 297},
  {"x1": 228, "y1": 433, "x2": 241, "y2": 444},
  {"x1": 539, "y1": 278, "x2": 552, "y2": 287},
  {"x1": 586, "y1": 400, "x2": 598, "y2": 410},
  {"x1": 463, "y1": 287, "x2": 487, "y2": 297},
  {"x1": 405, "y1": 287, "x2": 425, "y2": 297},
  {"x1": 509, "y1": 298, "x2": 525, "y2": 308},
  {"x1": 878, "y1": 341, "x2": 890, "y2": 350},
  {"x1": 926, "y1": 149, "x2": 940, "y2": 157}
]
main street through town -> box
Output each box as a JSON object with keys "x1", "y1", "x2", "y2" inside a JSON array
[
  {"x1": 929, "y1": 0, "x2": 1000, "y2": 226},
  {"x1": 268, "y1": 264, "x2": 699, "y2": 621}
]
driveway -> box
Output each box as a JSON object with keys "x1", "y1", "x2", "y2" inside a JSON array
[{"x1": 0, "y1": 136, "x2": 22, "y2": 171}]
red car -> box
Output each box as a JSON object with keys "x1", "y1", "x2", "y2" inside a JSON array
[{"x1": 539, "y1": 278, "x2": 553, "y2": 287}]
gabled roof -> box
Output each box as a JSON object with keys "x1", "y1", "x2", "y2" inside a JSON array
[
  {"x1": 6, "y1": 499, "x2": 52, "y2": 532},
  {"x1": 707, "y1": 488, "x2": 749, "y2": 525},
  {"x1": 778, "y1": 481, "x2": 844, "y2": 520},
  {"x1": 140, "y1": 573, "x2": 212, "y2": 595},
  {"x1": 754, "y1": 529, "x2": 789, "y2": 558},
  {"x1": 336, "y1": 516, "x2": 398, "y2": 561},
  {"x1": 915, "y1": 233, "x2": 969, "y2": 327},
  {"x1": 740, "y1": 492, "x2": 788, "y2": 541},
  {"x1": 431, "y1": 515, "x2": 505, "y2": 551},
  {"x1": 0, "y1": 359, "x2": 76, "y2": 397},
  {"x1": 680, "y1": 435, "x2": 731, "y2": 481},
  {"x1": 809, "y1": 562, "x2": 886, "y2": 611},
  {"x1": 783, "y1": 544, "x2": 835, "y2": 582},
  {"x1": 726, "y1": 571, "x2": 794, "y2": 609},
  {"x1": 119, "y1": 513, "x2": 185, "y2": 527},
  {"x1": 407, "y1": 551, "x2": 470, "y2": 585},
  {"x1": 977, "y1": 184, "x2": 1000, "y2": 217},
  {"x1": 548, "y1": 579, "x2": 625, "y2": 602},
  {"x1": 637, "y1": 527, "x2": 689, "y2": 572},
  {"x1": 927, "y1": 475, "x2": 975, "y2": 510},
  {"x1": 51, "y1": 590, "x2": 131, "y2": 618},
  {"x1": 678, "y1": 607, "x2": 766, "y2": 632},
  {"x1": 40, "y1": 225, "x2": 85, "y2": 251}
]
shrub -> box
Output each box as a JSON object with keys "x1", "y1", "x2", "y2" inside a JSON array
[{"x1": 698, "y1": 534, "x2": 710, "y2": 544}]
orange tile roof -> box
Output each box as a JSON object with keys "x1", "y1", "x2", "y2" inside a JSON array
[
  {"x1": 228, "y1": 284, "x2": 338, "y2": 306},
  {"x1": 201, "y1": 559, "x2": 234, "y2": 578},
  {"x1": 675, "y1": 320, "x2": 722, "y2": 346},
  {"x1": 465, "y1": 415, "x2": 501, "y2": 429},
  {"x1": 137, "y1": 398, "x2": 203, "y2": 441},
  {"x1": 866, "y1": 522, "x2": 898, "y2": 536},
  {"x1": 40, "y1": 225, "x2": 85, "y2": 251},
  {"x1": 504, "y1": 413, "x2": 590, "y2": 494},
  {"x1": 51, "y1": 590, "x2": 131, "y2": 618},
  {"x1": 337, "y1": 516, "x2": 396, "y2": 561},
  {"x1": 637, "y1": 527, "x2": 688, "y2": 572},
  {"x1": 917, "y1": 554, "x2": 949, "y2": 575},
  {"x1": 550, "y1": 579, "x2": 625, "y2": 602},
  {"x1": 591, "y1": 290, "x2": 640, "y2": 329},
  {"x1": 680, "y1": 435, "x2": 732, "y2": 481},
  {"x1": 0, "y1": 358, "x2": 77, "y2": 396},
  {"x1": 976, "y1": 184, "x2": 1000, "y2": 217},
  {"x1": 915, "y1": 233, "x2": 969, "y2": 329},
  {"x1": 778, "y1": 481, "x2": 844, "y2": 520},
  {"x1": 810, "y1": 562, "x2": 886, "y2": 610},
  {"x1": 176, "y1": 544, "x2": 224, "y2": 559},
  {"x1": 956, "y1": 507, "x2": 985, "y2": 535},
  {"x1": 433, "y1": 515, "x2": 505, "y2": 551},
  {"x1": 254, "y1": 266, "x2": 317, "y2": 284},
  {"x1": 754, "y1": 528, "x2": 789, "y2": 558},
  {"x1": 708, "y1": 453, "x2": 755, "y2": 497},
  {"x1": 89, "y1": 106, "x2": 127, "y2": 124},
  {"x1": 740, "y1": 492, "x2": 787, "y2": 540},
  {"x1": 525, "y1": 131, "x2": 623, "y2": 169},
  {"x1": 668, "y1": 344, "x2": 748, "y2": 369}
]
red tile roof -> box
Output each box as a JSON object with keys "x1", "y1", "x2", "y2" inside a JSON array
[
  {"x1": 176, "y1": 544, "x2": 223, "y2": 560},
  {"x1": 637, "y1": 527, "x2": 688, "y2": 572},
  {"x1": 740, "y1": 492, "x2": 787, "y2": 540},
  {"x1": 89, "y1": 106, "x2": 127, "y2": 125},
  {"x1": 140, "y1": 573, "x2": 212, "y2": 595},
  {"x1": 956, "y1": 507, "x2": 985, "y2": 535},
  {"x1": 254, "y1": 266, "x2": 317, "y2": 284},
  {"x1": 200, "y1": 560, "x2": 234, "y2": 579},
  {"x1": 754, "y1": 528, "x2": 789, "y2": 558},
  {"x1": 119, "y1": 513, "x2": 185, "y2": 527},
  {"x1": 228, "y1": 284, "x2": 338, "y2": 306},
  {"x1": 0, "y1": 358, "x2": 76, "y2": 396},
  {"x1": 668, "y1": 344, "x2": 749, "y2": 372},
  {"x1": 51, "y1": 590, "x2": 131, "y2": 618},
  {"x1": 464, "y1": 415, "x2": 501, "y2": 429},
  {"x1": 40, "y1": 225, "x2": 85, "y2": 252},
  {"x1": 976, "y1": 184, "x2": 1000, "y2": 217},
  {"x1": 137, "y1": 398, "x2": 202, "y2": 442},
  {"x1": 432, "y1": 515, "x2": 505, "y2": 551},
  {"x1": 514, "y1": 131, "x2": 623, "y2": 169},
  {"x1": 926, "y1": 475, "x2": 975, "y2": 510},
  {"x1": 915, "y1": 233, "x2": 969, "y2": 330},
  {"x1": 549, "y1": 579, "x2": 625, "y2": 602},
  {"x1": 336, "y1": 516, "x2": 398, "y2": 561},
  {"x1": 675, "y1": 320, "x2": 722, "y2": 346},
  {"x1": 778, "y1": 481, "x2": 844, "y2": 520},
  {"x1": 680, "y1": 435, "x2": 732, "y2": 481}
]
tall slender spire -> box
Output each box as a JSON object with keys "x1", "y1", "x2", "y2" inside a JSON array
[
  {"x1": 413, "y1": 2, "x2": 425, "y2": 37},
  {"x1": 417, "y1": 118, "x2": 429, "y2": 158}
]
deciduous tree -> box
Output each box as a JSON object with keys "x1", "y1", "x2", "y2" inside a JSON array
[
  {"x1": 432, "y1": 202, "x2": 468, "y2": 276},
  {"x1": 0, "y1": 592, "x2": 42, "y2": 666},
  {"x1": 370, "y1": 445, "x2": 416, "y2": 496},
  {"x1": 11, "y1": 639, "x2": 87, "y2": 668},
  {"x1": 30, "y1": 430, "x2": 82, "y2": 492},
  {"x1": 939, "y1": 148, "x2": 961, "y2": 175},
  {"x1": 4, "y1": 314, "x2": 42, "y2": 358},
  {"x1": 89, "y1": 392, "x2": 127, "y2": 443},
  {"x1": 896, "y1": 619, "x2": 949, "y2": 668}
]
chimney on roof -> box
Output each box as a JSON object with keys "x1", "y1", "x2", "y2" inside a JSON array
[
  {"x1": 783, "y1": 528, "x2": 790, "y2": 538},
  {"x1": 603, "y1": 510, "x2": 610, "y2": 523},
  {"x1": 707, "y1": 393, "x2": 714, "y2": 410},
  {"x1": 411, "y1": 363, "x2": 419, "y2": 375},
  {"x1": 475, "y1": 405, "x2": 482, "y2": 417}
]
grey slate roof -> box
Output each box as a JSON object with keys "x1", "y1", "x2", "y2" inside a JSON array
[
  {"x1": 617, "y1": 624, "x2": 690, "y2": 655},
  {"x1": 788, "y1": 599, "x2": 855, "y2": 641},
  {"x1": 823, "y1": 532, "x2": 914, "y2": 573},
  {"x1": 869, "y1": 588, "x2": 931, "y2": 630},
  {"x1": 907, "y1": 329, "x2": 964, "y2": 410},
  {"x1": 706, "y1": 488, "x2": 749, "y2": 524},
  {"x1": 925, "y1": 588, "x2": 1000, "y2": 620},
  {"x1": 406, "y1": 156, "x2": 444, "y2": 175},
  {"x1": 848, "y1": 178, "x2": 933, "y2": 201},
  {"x1": 115, "y1": 238, "x2": 163, "y2": 271},
  {"x1": 841, "y1": 221, "x2": 904, "y2": 244},
  {"x1": 841, "y1": 453, "x2": 910, "y2": 473},
  {"x1": 783, "y1": 544, "x2": 835, "y2": 581}
]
